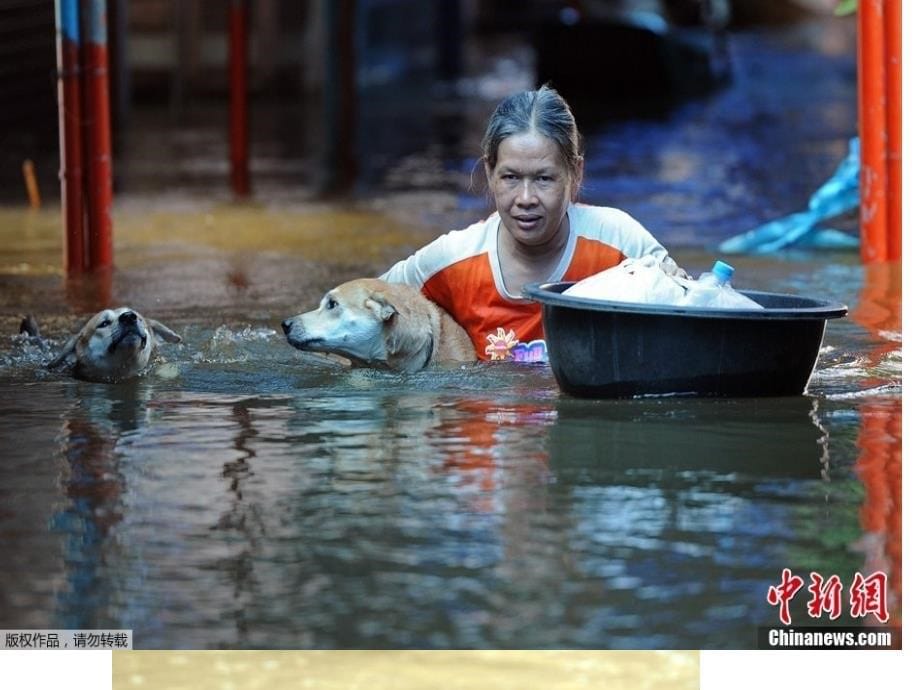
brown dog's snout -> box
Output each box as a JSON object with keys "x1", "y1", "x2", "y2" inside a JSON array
[
  {"x1": 281, "y1": 319, "x2": 293, "y2": 335},
  {"x1": 119, "y1": 311, "x2": 138, "y2": 325}
]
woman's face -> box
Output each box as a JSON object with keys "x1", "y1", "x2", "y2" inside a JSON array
[{"x1": 488, "y1": 131, "x2": 580, "y2": 249}]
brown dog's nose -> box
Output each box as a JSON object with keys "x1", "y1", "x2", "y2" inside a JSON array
[
  {"x1": 119, "y1": 311, "x2": 137, "y2": 324},
  {"x1": 281, "y1": 319, "x2": 292, "y2": 335}
]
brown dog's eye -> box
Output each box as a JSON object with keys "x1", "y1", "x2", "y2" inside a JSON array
[{"x1": 97, "y1": 319, "x2": 112, "y2": 329}]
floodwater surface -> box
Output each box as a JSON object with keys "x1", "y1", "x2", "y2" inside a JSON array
[
  {"x1": 0, "y1": 18, "x2": 901, "y2": 649},
  {"x1": 0, "y1": 247, "x2": 901, "y2": 649}
]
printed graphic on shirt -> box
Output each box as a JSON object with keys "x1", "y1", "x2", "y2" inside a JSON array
[
  {"x1": 484, "y1": 327, "x2": 549, "y2": 363},
  {"x1": 485, "y1": 327, "x2": 518, "y2": 361},
  {"x1": 511, "y1": 339, "x2": 548, "y2": 363}
]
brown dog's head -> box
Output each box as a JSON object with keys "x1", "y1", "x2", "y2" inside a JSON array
[
  {"x1": 48, "y1": 307, "x2": 181, "y2": 382},
  {"x1": 281, "y1": 279, "x2": 398, "y2": 367}
]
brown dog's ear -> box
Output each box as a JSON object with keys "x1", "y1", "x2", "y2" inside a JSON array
[
  {"x1": 365, "y1": 293, "x2": 399, "y2": 322},
  {"x1": 47, "y1": 333, "x2": 79, "y2": 370},
  {"x1": 149, "y1": 319, "x2": 182, "y2": 344}
]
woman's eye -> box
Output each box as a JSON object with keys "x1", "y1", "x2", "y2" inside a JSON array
[
  {"x1": 326, "y1": 299, "x2": 337, "y2": 310},
  {"x1": 97, "y1": 319, "x2": 111, "y2": 329}
]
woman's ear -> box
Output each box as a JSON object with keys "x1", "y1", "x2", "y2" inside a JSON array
[
  {"x1": 483, "y1": 157, "x2": 494, "y2": 184},
  {"x1": 571, "y1": 155, "x2": 585, "y2": 198},
  {"x1": 478, "y1": 157, "x2": 497, "y2": 206}
]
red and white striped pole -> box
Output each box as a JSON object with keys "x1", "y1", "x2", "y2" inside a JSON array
[
  {"x1": 55, "y1": 0, "x2": 114, "y2": 276},
  {"x1": 82, "y1": 0, "x2": 114, "y2": 270},
  {"x1": 56, "y1": 0, "x2": 86, "y2": 274}
]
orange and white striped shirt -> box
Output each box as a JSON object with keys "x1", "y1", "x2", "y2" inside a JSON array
[{"x1": 381, "y1": 204, "x2": 671, "y2": 362}]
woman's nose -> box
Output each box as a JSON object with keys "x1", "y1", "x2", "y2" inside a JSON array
[{"x1": 515, "y1": 180, "x2": 537, "y2": 206}]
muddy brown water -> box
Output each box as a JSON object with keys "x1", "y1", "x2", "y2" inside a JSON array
[
  {"x1": 0, "y1": 18, "x2": 901, "y2": 649},
  {"x1": 0, "y1": 206, "x2": 900, "y2": 648}
]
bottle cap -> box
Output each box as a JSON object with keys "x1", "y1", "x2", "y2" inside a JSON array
[{"x1": 712, "y1": 260, "x2": 734, "y2": 283}]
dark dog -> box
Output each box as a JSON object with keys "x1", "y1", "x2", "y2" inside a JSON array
[{"x1": 47, "y1": 307, "x2": 181, "y2": 382}]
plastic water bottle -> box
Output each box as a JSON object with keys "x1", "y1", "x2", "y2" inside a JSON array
[{"x1": 681, "y1": 260, "x2": 764, "y2": 309}]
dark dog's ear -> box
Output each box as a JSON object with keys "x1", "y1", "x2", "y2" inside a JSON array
[
  {"x1": 366, "y1": 293, "x2": 399, "y2": 322},
  {"x1": 19, "y1": 314, "x2": 41, "y2": 338},
  {"x1": 47, "y1": 333, "x2": 79, "y2": 370},
  {"x1": 47, "y1": 312, "x2": 97, "y2": 369},
  {"x1": 149, "y1": 318, "x2": 182, "y2": 344}
]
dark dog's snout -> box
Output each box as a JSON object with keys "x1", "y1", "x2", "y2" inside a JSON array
[
  {"x1": 119, "y1": 311, "x2": 138, "y2": 325},
  {"x1": 281, "y1": 319, "x2": 293, "y2": 335}
]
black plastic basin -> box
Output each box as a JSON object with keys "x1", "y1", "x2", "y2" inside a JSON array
[{"x1": 523, "y1": 282, "x2": 848, "y2": 398}]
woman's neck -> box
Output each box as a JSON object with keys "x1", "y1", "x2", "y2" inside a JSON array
[{"x1": 497, "y1": 214, "x2": 570, "y2": 296}]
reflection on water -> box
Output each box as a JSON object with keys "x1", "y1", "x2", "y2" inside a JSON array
[
  {"x1": 0, "y1": 16, "x2": 899, "y2": 650},
  {"x1": 850, "y1": 262, "x2": 901, "y2": 635},
  {"x1": 0, "y1": 231, "x2": 902, "y2": 651},
  {"x1": 53, "y1": 384, "x2": 140, "y2": 630},
  {"x1": 0, "y1": 256, "x2": 902, "y2": 648}
]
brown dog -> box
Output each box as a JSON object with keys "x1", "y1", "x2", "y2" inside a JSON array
[
  {"x1": 282, "y1": 278, "x2": 476, "y2": 372},
  {"x1": 48, "y1": 307, "x2": 181, "y2": 382}
]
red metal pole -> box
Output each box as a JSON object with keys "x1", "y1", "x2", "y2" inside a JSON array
[
  {"x1": 229, "y1": 0, "x2": 251, "y2": 197},
  {"x1": 851, "y1": 259, "x2": 902, "y2": 630},
  {"x1": 883, "y1": 0, "x2": 901, "y2": 262},
  {"x1": 857, "y1": 0, "x2": 889, "y2": 263},
  {"x1": 82, "y1": 0, "x2": 114, "y2": 271},
  {"x1": 56, "y1": 0, "x2": 87, "y2": 274}
]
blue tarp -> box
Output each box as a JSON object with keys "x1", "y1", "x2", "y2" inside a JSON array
[{"x1": 718, "y1": 137, "x2": 860, "y2": 254}]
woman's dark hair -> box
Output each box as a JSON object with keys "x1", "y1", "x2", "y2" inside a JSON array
[{"x1": 481, "y1": 85, "x2": 583, "y2": 193}]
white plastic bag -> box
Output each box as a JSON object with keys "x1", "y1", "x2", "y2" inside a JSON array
[
  {"x1": 677, "y1": 262, "x2": 764, "y2": 309},
  {"x1": 563, "y1": 256, "x2": 687, "y2": 306},
  {"x1": 679, "y1": 282, "x2": 764, "y2": 309}
]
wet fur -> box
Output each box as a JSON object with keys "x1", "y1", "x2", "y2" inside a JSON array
[
  {"x1": 47, "y1": 308, "x2": 181, "y2": 382},
  {"x1": 283, "y1": 278, "x2": 476, "y2": 372},
  {"x1": 19, "y1": 315, "x2": 41, "y2": 339}
]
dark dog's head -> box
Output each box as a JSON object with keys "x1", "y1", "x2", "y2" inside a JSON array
[{"x1": 48, "y1": 307, "x2": 181, "y2": 382}]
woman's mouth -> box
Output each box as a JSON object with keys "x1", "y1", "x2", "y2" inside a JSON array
[{"x1": 513, "y1": 215, "x2": 541, "y2": 231}]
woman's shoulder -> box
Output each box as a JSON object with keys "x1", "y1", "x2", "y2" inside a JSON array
[
  {"x1": 568, "y1": 203, "x2": 665, "y2": 258},
  {"x1": 435, "y1": 212, "x2": 498, "y2": 254},
  {"x1": 388, "y1": 212, "x2": 497, "y2": 280}
]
